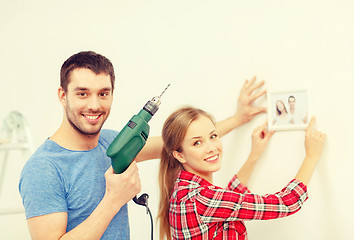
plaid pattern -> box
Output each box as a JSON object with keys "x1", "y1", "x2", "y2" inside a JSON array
[{"x1": 169, "y1": 171, "x2": 308, "y2": 240}]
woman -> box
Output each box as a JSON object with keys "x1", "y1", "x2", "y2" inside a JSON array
[
  {"x1": 273, "y1": 99, "x2": 289, "y2": 125},
  {"x1": 158, "y1": 106, "x2": 326, "y2": 240}
]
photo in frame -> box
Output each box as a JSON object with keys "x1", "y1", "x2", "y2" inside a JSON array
[{"x1": 267, "y1": 89, "x2": 311, "y2": 131}]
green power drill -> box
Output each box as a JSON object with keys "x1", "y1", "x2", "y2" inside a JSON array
[{"x1": 106, "y1": 84, "x2": 170, "y2": 206}]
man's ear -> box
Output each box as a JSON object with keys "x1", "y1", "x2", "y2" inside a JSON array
[
  {"x1": 173, "y1": 150, "x2": 187, "y2": 164},
  {"x1": 58, "y1": 87, "x2": 67, "y2": 107}
]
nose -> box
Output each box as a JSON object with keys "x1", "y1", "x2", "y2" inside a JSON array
[
  {"x1": 205, "y1": 140, "x2": 218, "y2": 153},
  {"x1": 87, "y1": 96, "x2": 100, "y2": 111}
]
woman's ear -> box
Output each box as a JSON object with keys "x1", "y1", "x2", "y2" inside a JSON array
[{"x1": 173, "y1": 150, "x2": 187, "y2": 164}]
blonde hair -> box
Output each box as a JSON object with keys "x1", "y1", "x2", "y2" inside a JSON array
[{"x1": 157, "y1": 106, "x2": 214, "y2": 240}]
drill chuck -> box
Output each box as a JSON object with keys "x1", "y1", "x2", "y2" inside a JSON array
[{"x1": 143, "y1": 97, "x2": 161, "y2": 116}]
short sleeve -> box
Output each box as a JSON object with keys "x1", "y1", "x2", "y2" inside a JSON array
[{"x1": 19, "y1": 157, "x2": 68, "y2": 219}]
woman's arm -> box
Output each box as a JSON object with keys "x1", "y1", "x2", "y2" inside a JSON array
[
  {"x1": 237, "y1": 121, "x2": 274, "y2": 186},
  {"x1": 192, "y1": 178, "x2": 308, "y2": 224},
  {"x1": 135, "y1": 136, "x2": 163, "y2": 163},
  {"x1": 295, "y1": 117, "x2": 326, "y2": 185}
]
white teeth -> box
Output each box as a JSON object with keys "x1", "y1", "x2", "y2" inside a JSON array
[
  {"x1": 86, "y1": 115, "x2": 99, "y2": 120},
  {"x1": 205, "y1": 155, "x2": 218, "y2": 162}
]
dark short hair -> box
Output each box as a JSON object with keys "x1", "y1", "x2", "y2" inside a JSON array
[
  {"x1": 288, "y1": 95, "x2": 295, "y2": 101},
  {"x1": 60, "y1": 51, "x2": 115, "y2": 92}
]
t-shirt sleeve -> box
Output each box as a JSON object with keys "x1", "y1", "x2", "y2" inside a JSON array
[
  {"x1": 19, "y1": 157, "x2": 68, "y2": 219},
  {"x1": 99, "y1": 129, "x2": 119, "y2": 148}
]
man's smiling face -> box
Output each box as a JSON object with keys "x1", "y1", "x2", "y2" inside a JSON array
[{"x1": 62, "y1": 68, "x2": 113, "y2": 136}]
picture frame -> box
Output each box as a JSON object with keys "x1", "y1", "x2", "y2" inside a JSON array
[{"x1": 267, "y1": 89, "x2": 311, "y2": 131}]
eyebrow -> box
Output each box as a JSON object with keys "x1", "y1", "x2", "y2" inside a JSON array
[
  {"x1": 100, "y1": 87, "x2": 113, "y2": 92},
  {"x1": 74, "y1": 87, "x2": 89, "y2": 91},
  {"x1": 73, "y1": 87, "x2": 112, "y2": 92},
  {"x1": 189, "y1": 130, "x2": 216, "y2": 141}
]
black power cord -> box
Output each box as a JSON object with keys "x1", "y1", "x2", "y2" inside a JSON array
[{"x1": 133, "y1": 194, "x2": 154, "y2": 240}]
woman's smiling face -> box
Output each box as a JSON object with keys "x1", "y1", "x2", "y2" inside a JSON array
[{"x1": 173, "y1": 115, "x2": 223, "y2": 182}]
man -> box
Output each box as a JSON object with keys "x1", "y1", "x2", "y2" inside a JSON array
[
  {"x1": 19, "y1": 51, "x2": 267, "y2": 240},
  {"x1": 288, "y1": 95, "x2": 307, "y2": 125}
]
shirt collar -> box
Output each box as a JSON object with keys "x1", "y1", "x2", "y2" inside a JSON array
[{"x1": 177, "y1": 170, "x2": 213, "y2": 187}]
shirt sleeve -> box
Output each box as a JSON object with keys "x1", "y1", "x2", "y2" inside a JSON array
[
  {"x1": 19, "y1": 157, "x2": 68, "y2": 219},
  {"x1": 226, "y1": 175, "x2": 250, "y2": 194},
  {"x1": 195, "y1": 179, "x2": 308, "y2": 224}
]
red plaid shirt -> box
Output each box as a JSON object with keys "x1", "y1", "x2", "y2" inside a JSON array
[{"x1": 169, "y1": 171, "x2": 308, "y2": 240}]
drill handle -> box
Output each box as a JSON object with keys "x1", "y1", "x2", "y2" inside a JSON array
[{"x1": 106, "y1": 114, "x2": 150, "y2": 174}]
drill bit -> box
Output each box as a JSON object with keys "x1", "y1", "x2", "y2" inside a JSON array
[{"x1": 159, "y1": 84, "x2": 171, "y2": 98}]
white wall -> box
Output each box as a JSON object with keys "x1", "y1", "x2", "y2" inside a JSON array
[{"x1": 0, "y1": 0, "x2": 353, "y2": 239}]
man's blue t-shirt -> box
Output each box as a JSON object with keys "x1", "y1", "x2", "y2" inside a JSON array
[{"x1": 19, "y1": 129, "x2": 130, "y2": 239}]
